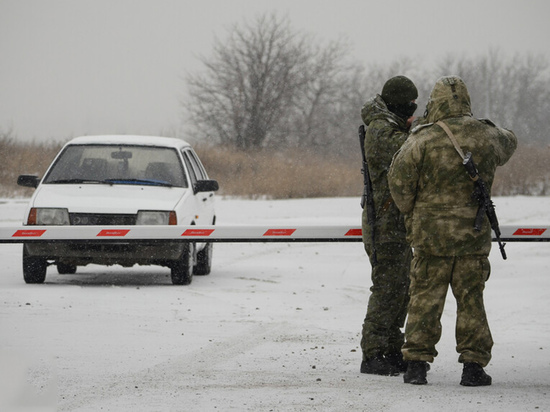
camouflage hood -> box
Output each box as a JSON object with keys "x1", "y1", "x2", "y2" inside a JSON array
[
  {"x1": 361, "y1": 94, "x2": 407, "y2": 128},
  {"x1": 425, "y1": 76, "x2": 472, "y2": 123}
]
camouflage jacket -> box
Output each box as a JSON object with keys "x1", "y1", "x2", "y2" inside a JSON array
[
  {"x1": 388, "y1": 76, "x2": 517, "y2": 256},
  {"x1": 361, "y1": 94, "x2": 409, "y2": 243}
]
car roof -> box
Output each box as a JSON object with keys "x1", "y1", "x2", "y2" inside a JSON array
[{"x1": 65, "y1": 135, "x2": 192, "y2": 150}]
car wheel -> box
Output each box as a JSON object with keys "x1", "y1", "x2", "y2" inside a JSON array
[
  {"x1": 193, "y1": 243, "x2": 213, "y2": 276},
  {"x1": 171, "y1": 243, "x2": 194, "y2": 285},
  {"x1": 57, "y1": 263, "x2": 77, "y2": 275},
  {"x1": 22, "y1": 247, "x2": 47, "y2": 284}
]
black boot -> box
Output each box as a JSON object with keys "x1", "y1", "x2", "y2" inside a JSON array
[
  {"x1": 361, "y1": 355, "x2": 400, "y2": 376},
  {"x1": 403, "y1": 361, "x2": 428, "y2": 385},
  {"x1": 385, "y1": 352, "x2": 408, "y2": 373},
  {"x1": 460, "y1": 362, "x2": 492, "y2": 386}
]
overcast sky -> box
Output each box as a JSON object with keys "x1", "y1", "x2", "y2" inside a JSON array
[{"x1": 1, "y1": 0, "x2": 549, "y2": 142}]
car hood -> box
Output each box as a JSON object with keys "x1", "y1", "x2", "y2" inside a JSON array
[{"x1": 29, "y1": 184, "x2": 188, "y2": 214}]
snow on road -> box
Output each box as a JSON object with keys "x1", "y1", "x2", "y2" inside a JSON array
[{"x1": 0, "y1": 196, "x2": 549, "y2": 411}]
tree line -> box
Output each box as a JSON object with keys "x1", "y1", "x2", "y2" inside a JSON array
[{"x1": 183, "y1": 13, "x2": 549, "y2": 155}]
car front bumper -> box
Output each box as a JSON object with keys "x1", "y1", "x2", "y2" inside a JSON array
[{"x1": 25, "y1": 241, "x2": 185, "y2": 267}]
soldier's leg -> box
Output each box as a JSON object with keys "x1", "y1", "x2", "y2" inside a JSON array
[
  {"x1": 386, "y1": 244, "x2": 412, "y2": 355},
  {"x1": 402, "y1": 256, "x2": 452, "y2": 362},
  {"x1": 451, "y1": 256, "x2": 493, "y2": 367},
  {"x1": 361, "y1": 242, "x2": 411, "y2": 359}
]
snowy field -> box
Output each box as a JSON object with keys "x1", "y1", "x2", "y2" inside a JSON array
[{"x1": 0, "y1": 196, "x2": 549, "y2": 411}]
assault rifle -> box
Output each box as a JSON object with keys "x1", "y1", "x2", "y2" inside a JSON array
[
  {"x1": 358, "y1": 125, "x2": 377, "y2": 265},
  {"x1": 463, "y1": 152, "x2": 507, "y2": 260}
]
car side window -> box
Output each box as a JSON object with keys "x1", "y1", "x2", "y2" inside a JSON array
[
  {"x1": 188, "y1": 150, "x2": 209, "y2": 180},
  {"x1": 182, "y1": 151, "x2": 198, "y2": 186}
]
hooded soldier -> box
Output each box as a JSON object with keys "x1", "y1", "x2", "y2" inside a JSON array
[
  {"x1": 388, "y1": 75, "x2": 517, "y2": 386},
  {"x1": 359, "y1": 75, "x2": 418, "y2": 376}
]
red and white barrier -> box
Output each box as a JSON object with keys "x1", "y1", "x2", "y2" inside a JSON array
[{"x1": 0, "y1": 225, "x2": 548, "y2": 243}]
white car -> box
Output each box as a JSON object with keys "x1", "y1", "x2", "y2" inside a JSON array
[{"x1": 17, "y1": 135, "x2": 218, "y2": 285}]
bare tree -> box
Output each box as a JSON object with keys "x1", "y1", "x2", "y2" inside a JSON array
[
  {"x1": 184, "y1": 13, "x2": 310, "y2": 150},
  {"x1": 285, "y1": 39, "x2": 353, "y2": 148},
  {"x1": 185, "y1": 16, "x2": 550, "y2": 155},
  {"x1": 505, "y1": 53, "x2": 550, "y2": 145},
  {"x1": 184, "y1": 13, "x2": 361, "y2": 153},
  {"x1": 434, "y1": 50, "x2": 550, "y2": 145}
]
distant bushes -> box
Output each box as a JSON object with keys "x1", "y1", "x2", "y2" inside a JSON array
[
  {"x1": 198, "y1": 144, "x2": 550, "y2": 198},
  {"x1": 492, "y1": 145, "x2": 550, "y2": 196},
  {"x1": 1, "y1": 134, "x2": 548, "y2": 199},
  {"x1": 0, "y1": 135, "x2": 62, "y2": 198},
  {"x1": 194, "y1": 145, "x2": 361, "y2": 199}
]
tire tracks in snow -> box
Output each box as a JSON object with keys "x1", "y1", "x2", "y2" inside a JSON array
[{"x1": 58, "y1": 321, "x2": 288, "y2": 410}]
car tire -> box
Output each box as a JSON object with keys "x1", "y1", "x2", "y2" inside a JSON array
[
  {"x1": 23, "y1": 247, "x2": 47, "y2": 284},
  {"x1": 193, "y1": 243, "x2": 213, "y2": 276},
  {"x1": 57, "y1": 263, "x2": 77, "y2": 275},
  {"x1": 171, "y1": 243, "x2": 194, "y2": 285}
]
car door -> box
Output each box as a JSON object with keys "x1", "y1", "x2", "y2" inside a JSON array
[{"x1": 181, "y1": 149, "x2": 215, "y2": 226}]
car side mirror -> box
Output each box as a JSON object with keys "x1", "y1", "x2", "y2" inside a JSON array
[
  {"x1": 193, "y1": 179, "x2": 219, "y2": 194},
  {"x1": 17, "y1": 175, "x2": 41, "y2": 189}
]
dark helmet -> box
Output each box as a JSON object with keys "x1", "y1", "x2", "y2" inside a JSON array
[{"x1": 381, "y1": 75, "x2": 418, "y2": 106}]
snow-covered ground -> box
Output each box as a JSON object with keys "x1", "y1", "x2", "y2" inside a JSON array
[{"x1": 0, "y1": 196, "x2": 549, "y2": 411}]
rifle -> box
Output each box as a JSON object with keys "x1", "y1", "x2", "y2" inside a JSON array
[
  {"x1": 358, "y1": 125, "x2": 377, "y2": 265},
  {"x1": 463, "y1": 152, "x2": 507, "y2": 260}
]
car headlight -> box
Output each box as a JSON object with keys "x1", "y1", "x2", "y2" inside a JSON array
[
  {"x1": 136, "y1": 210, "x2": 177, "y2": 225},
  {"x1": 28, "y1": 208, "x2": 70, "y2": 225}
]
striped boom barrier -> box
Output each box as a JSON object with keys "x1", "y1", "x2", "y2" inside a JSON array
[{"x1": 0, "y1": 225, "x2": 548, "y2": 243}]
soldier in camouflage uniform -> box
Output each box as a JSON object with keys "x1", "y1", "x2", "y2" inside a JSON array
[
  {"x1": 388, "y1": 75, "x2": 517, "y2": 386},
  {"x1": 359, "y1": 76, "x2": 418, "y2": 376}
]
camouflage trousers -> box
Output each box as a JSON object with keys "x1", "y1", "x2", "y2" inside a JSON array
[
  {"x1": 402, "y1": 255, "x2": 493, "y2": 367},
  {"x1": 361, "y1": 241, "x2": 411, "y2": 360}
]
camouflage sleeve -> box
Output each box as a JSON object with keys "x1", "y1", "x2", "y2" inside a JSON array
[
  {"x1": 387, "y1": 137, "x2": 422, "y2": 214},
  {"x1": 479, "y1": 118, "x2": 517, "y2": 166},
  {"x1": 495, "y1": 128, "x2": 517, "y2": 166}
]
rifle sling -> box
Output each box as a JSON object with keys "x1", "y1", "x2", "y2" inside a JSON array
[
  {"x1": 436, "y1": 120, "x2": 481, "y2": 183},
  {"x1": 435, "y1": 121, "x2": 466, "y2": 160}
]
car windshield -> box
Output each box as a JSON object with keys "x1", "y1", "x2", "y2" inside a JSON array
[{"x1": 43, "y1": 144, "x2": 189, "y2": 188}]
